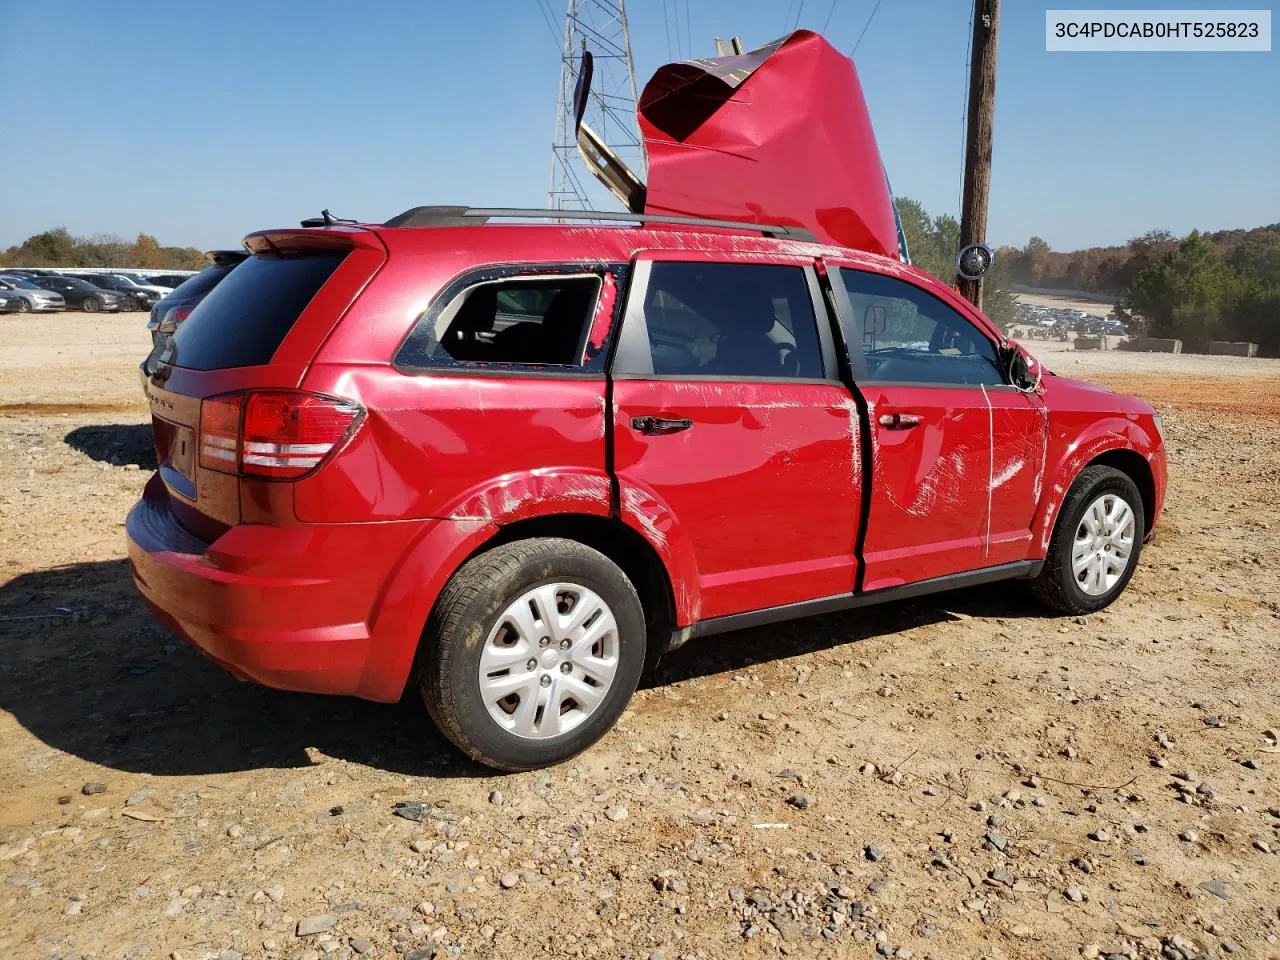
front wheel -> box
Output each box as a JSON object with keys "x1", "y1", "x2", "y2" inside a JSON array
[
  {"x1": 1030, "y1": 465, "x2": 1144, "y2": 614},
  {"x1": 17, "y1": 298, "x2": 31, "y2": 313},
  {"x1": 419, "y1": 538, "x2": 646, "y2": 771},
  {"x1": 82, "y1": 297, "x2": 100, "y2": 313}
]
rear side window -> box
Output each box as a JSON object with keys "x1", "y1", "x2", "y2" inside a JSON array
[
  {"x1": 617, "y1": 262, "x2": 824, "y2": 379},
  {"x1": 167, "y1": 253, "x2": 345, "y2": 370},
  {"x1": 398, "y1": 274, "x2": 602, "y2": 368}
]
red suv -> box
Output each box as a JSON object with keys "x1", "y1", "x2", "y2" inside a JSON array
[{"x1": 127, "y1": 33, "x2": 1165, "y2": 771}]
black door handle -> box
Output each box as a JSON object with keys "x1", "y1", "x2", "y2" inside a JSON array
[{"x1": 631, "y1": 416, "x2": 693, "y2": 435}]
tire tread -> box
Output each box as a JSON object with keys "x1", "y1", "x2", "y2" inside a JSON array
[
  {"x1": 1030, "y1": 464, "x2": 1144, "y2": 614},
  {"x1": 420, "y1": 537, "x2": 642, "y2": 771}
]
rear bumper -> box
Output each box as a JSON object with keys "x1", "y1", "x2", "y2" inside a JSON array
[{"x1": 125, "y1": 478, "x2": 435, "y2": 701}]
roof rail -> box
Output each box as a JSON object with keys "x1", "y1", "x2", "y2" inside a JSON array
[{"x1": 381, "y1": 205, "x2": 818, "y2": 242}]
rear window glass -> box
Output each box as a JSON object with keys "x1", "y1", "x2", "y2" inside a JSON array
[
  {"x1": 168, "y1": 253, "x2": 345, "y2": 370},
  {"x1": 165, "y1": 264, "x2": 234, "y2": 301}
]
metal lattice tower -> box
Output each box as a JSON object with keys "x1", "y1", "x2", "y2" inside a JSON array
[{"x1": 548, "y1": 0, "x2": 646, "y2": 210}]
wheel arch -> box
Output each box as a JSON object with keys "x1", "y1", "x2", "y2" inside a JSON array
[
  {"x1": 1086, "y1": 448, "x2": 1155, "y2": 536},
  {"x1": 469, "y1": 513, "x2": 678, "y2": 662},
  {"x1": 1031, "y1": 420, "x2": 1160, "y2": 554}
]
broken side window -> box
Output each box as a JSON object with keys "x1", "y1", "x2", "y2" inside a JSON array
[{"x1": 407, "y1": 274, "x2": 602, "y2": 367}]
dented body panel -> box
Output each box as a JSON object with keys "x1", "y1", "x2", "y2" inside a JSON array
[
  {"x1": 613, "y1": 378, "x2": 861, "y2": 621},
  {"x1": 639, "y1": 31, "x2": 900, "y2": 258}
]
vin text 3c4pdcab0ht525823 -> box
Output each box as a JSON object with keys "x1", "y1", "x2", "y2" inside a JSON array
[{"x1": 127, "y1": 32, "x2": 1166, "y2": 771}]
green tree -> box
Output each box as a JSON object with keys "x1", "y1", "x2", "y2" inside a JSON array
[
  {"x1": 1124, "y1": 230, "x2": 1236, "y2": 347},
  {"x1": 23, "y1": 227, "x2": 79, "y2": 265},
  {"x1": 894, "y1": 197, "x2": 1017, "y2": 331}
]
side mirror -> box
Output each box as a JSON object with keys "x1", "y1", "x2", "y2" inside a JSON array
[{"x1": 1004, "y1": 341, "x2": 1041, "y2": 392}]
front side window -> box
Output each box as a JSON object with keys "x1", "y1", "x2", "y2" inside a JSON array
[
  {"x1": 398, "y1": 273, "x2": 603, "y2": 368},
  {"x1": 836, "y1": 270, "x2": 1004, "y2": 386},
  {"x1": 619, "y1": 261, "x2": 824, "y2": 379}
]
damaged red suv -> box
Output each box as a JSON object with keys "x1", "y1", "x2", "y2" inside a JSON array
[{"x1": 128, "y1": 32, "x2": 1165, "y2": 770}]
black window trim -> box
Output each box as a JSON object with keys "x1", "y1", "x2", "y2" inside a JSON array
[
  {"x1": 610, "y1": 258, "x2": 842, "y2": 384},
  {"x1": 828, "y1": 265, "x2": 1011, "y2": 389},
  {"x1": 393, "y1": 261, "x2": 628, "y2": 377}
]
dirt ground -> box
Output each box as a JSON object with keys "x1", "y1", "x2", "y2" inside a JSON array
[{"x1": 2, "y1": 313, "x2": 1278, "y2": 960}]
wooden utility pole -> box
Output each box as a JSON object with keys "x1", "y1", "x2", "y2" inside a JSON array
[{"x1": 957, "y1": 0, "x2": 1000, "y2": 308}]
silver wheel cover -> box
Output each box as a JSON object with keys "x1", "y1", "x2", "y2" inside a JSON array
[
  {"x1": 1072, "y1": 493, "x2": 1136, "y2": 596},
  {"x1": 477, "y1": 582, "x2": 619, "y2": 740}
]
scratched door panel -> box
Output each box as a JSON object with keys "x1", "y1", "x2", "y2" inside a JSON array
[
  {"x1": 613, "y1": 379, "x2": 861, "y2": 621},
  {"x1": 858, "y1": 384, "x2": 989, "y2": 590},
  {"x1": 985, "y1": 390, "x2": 1049, "y2": 566}
]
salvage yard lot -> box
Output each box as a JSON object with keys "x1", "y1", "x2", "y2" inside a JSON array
[{"x1": 1, "y1": 313, "x2": 1278, "y2": 960}]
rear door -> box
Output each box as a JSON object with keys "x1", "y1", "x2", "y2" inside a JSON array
[
  {"x1": 827, "y1": 264, "x2": 1047, "y2": 590},
  {"x1": 610, "y1": 253, "x2": 862, "y2": 621}
]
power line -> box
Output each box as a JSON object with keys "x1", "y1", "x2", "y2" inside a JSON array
[
  {"x1": 792, "y1": 0, "x2": 807, "y2": 30},
  {"x1": 850, "y1": 0, "x2": 885, "y2": 54},
  {"x1": 683, "y1": 0, "x2": 692, "y2": 58},
  {"x1": 662, "y1": 0, "x2": 674, "y2": 59},
  {"x1": 821, "y1": 0, "x2": 840, "y2": 33},
  {"x1": 782, "y1": 0, "x2": 797, "y2": 34},
  {"x1": 535, "y1": 0, "x2": 561, "y2": 48}
]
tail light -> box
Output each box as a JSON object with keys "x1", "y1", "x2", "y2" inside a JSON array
[
  {"x1": 157, "y1": 304, "x2": 193, "y2": 334},
  {"x1": 198, "y1": 391, "x2": 364, "y2": 480}
]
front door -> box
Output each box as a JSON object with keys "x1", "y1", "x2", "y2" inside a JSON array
[
  {"x1": 828, "y1": 264, "x2": 1043, "y2": 591},
  {"x1": 610, "y1": 255, "x2": 862, "y2": 622}
]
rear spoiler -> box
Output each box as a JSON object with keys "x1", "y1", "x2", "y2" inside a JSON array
[{"x1": 243, "y1": 227, "x2": 383, "y2": 255}]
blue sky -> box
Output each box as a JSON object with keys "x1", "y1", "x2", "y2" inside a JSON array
[{"x1": 1, "y1": 0, "x2": 1275, "y2": 253}]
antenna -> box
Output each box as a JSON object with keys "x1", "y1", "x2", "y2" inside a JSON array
[{"x1": 548, "y1": 0, "x2": 647, "y2": 211}]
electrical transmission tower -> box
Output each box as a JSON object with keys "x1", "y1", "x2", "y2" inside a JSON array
[{"x1": 547, "y1": 0, "x2": 646, "y2": 211}]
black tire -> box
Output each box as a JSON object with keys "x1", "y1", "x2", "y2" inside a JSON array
[
  {"x1": 419, "y1": 537, "x2": 646, "y2": 771},
  {"x1": 1030, "y1": 465, "x2": 1145, "y2": 614},
  {"x1": 82, "y1": 297, "x2": 100, "y2": 313},
  {"x1": 17, "y1": 298, "x2": 31, "y2": 313}
]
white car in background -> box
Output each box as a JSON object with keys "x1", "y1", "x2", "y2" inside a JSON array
[{"x1": 111, "y1": 274, "x2": 174, "y2": 298}]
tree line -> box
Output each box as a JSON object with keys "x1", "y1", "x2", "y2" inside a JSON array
[
  {"x1": 998, "y1": 224, "x2": 1280, "y2": 355},
  {"x1": 895, "y1": 197, "x2": 1018, "y2": 332},
  {"x1": 898, "y1": 200, "x2": 1279, "y2": 356},
  {"x1": 0, "y1": 227, "x2": 209, "y2": 271}
]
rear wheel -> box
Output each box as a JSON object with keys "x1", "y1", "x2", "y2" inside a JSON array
[
  {"x1": 82, "y1": 296, "x2": 100, "y2": 313},
  {"x1": 419, "y1": 538, "x2": 646, "y2": 771},
  {"x1": 1030, "y1": 465, "x2": 1144, "y2": 614}
]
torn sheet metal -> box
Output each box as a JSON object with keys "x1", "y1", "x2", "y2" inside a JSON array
[{"x1": 638, "y1": 30, "x2": 899, "y2": 258}]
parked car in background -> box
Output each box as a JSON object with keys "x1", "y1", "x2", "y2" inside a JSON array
[
  {"x1": 146, "y1": 250, "x2": 247, "y2": 346},
  {"x1": 30, "y1": 275, "x2": 123, "y2": 312},
  {"x1": 0, "y1": 274, "x2": 66, "y2": 312},
  {"x1": 109, "y1": 273, "x2": 175, "y2": 298},
  {"x1": 84, "y1": 274, "x2": 162, "y2": 311},
  {"x1": 0, "y1": 291, "x2": 24, "y2": 313},
  {"x1": 145, "y1": 273, "x2": 193, "y2": 288}
]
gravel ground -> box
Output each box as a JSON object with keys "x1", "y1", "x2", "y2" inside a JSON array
[{"x1": 2, "y1": 313, "x2": 1278, "y2": 960}]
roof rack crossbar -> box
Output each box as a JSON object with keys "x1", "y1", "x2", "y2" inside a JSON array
[{"x1": 382, "y1": 205, "x2": 817, "y2": 242}]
